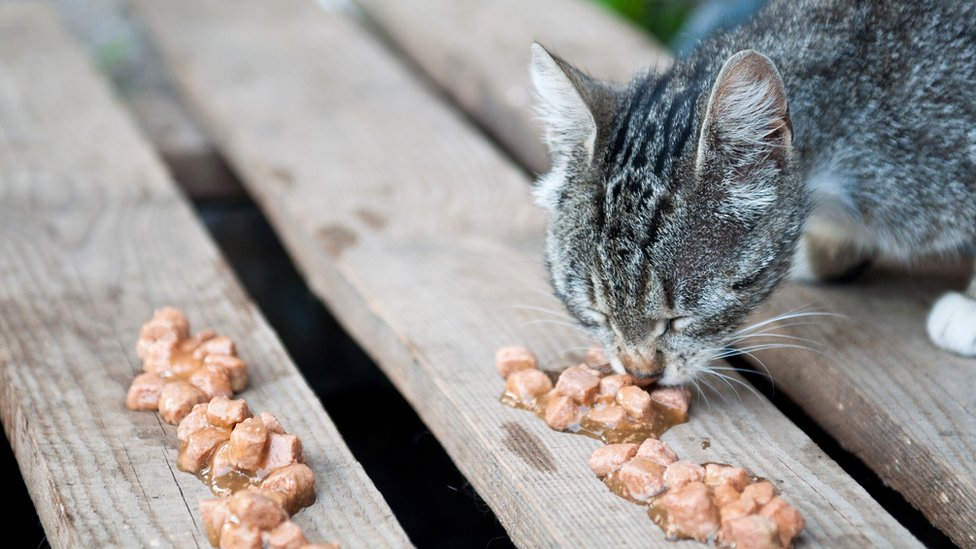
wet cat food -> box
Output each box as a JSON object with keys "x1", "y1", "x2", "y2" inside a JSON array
[
  {"x1": 127, "y1": 307, "x2": 248, "y2": 424},
  {"x1": 177, "y1": 399, "x2": 309, "y2": 501},
  {"x1": 495, "y1": 346, "x2": 538, "y2": 378},
  {"x1": 498, "y1": 347, "x2": 692, "y2": 443},
  {"x1": 589, "y1": 437, "x2": 804, "y2": 548},
  {"x1": 201, "y1": 491, "x2": 337, "y2": 549}
]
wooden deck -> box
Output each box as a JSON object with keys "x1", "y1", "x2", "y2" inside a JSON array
[
  {"x1": 130, "y1": 0, "x2": 944, "y2": 546},
  {"x1": 0, "y1": 4, "x2": 408, "y2": 547},
  {"x1": 2, "y1": 0, "x2": 970, "y2": 546}
]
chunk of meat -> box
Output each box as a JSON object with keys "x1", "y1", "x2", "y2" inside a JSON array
[
  {"x1": 598, "y1": 374, "x2": 633, "y2": 398},
  {"x1": 718, "y1": 515, "x2": 781, "y2": 549},
  {"x1": 663, "y1": 460, "x2": 705, "y2": 490},
  {"x1": 555, "y1": 365, "x2": 601, "y2": 405},
  {"x1": 220, "y1": 521, "x2": 262, "y2": 549},
  {"x1": 158, "y1": 380, "x2": 209, "y2": 424},
  {"x1": 260, "y1": 463, "x2": 317, "y2": 514},
  {"x1": 259, "y1": 412, "x2": 286, "y2": 434},
  {"x1": 495, "y1": 346, "x2": 538, "y2": 378},
  {"x1": 588, "y1": 443, "x2": 639, "y2": 477},
  {"x1": 742, "y1": 480, "x2": 777, "y2": 507},
  {"x1": 136, "y1": 307, "x2": 189, "y2": 361},
  {"x1": 228, "y1": 418, "x2": 268, "y2": 471},
  {"x1": 264, "y1": 521, "x2": 309, "y2": 549},
  {"x1": 208, "y1": 396, "x2": 252, "y2": 428},
  {"x1": 228, "y1": 491, "x2": 288, "y2": 530},
  {"x1": 615, "y1": 386, "x2": 652, "y2": 420},
  {"x1": 229, "y1": 418, "x2": 269, "y2": 471},
  {"x1": 179, "y1": 428, "x2": 231, "y2": 473},
  {"x1": 200, "y1": 498, "x2": 230, "y2": 547},
  {"x1": 190, "y1": 364, "x2": 234, "y2": 399},
  {"x1": 649, "y1": 385, "x2": 691, "y2": 421},
  {"x1": 658, "y1": 481, "x2": 720, "y2": 542},
  {"x1": 617, "y1": 457, "x2": 667, "y2": 501},
  {"x1": 760, "y1": 497, "x2": 805, "y2": 544},
  {"x1": 584, "y1": 404, "x2": 627, "y2": 429},
  {"x1": 704, "y1": 463, "x2": 751, "y2": 492},
  {"x1": 505, "y1": 369, "x2": 553, "y2": 404},
  {"x1": 713, "y1": 484, "x2": 741, "y2": 508},
  {"x1": 544, "y1": 393, "x2": 581, "y2": 431},
  {"x1": 720, "y1": 493, "x2": 758, "y2": 524},
  {"x1": 584, "y1": 346, "x2": 610, "y2": 371},
  {"x1": 206, "y1": 354, "x2": 249, "y2": 392},
  {"x1": 126, "y1": 372, "x2": 165, "y2": 410},
  {"x1": 636, "y1": 438, "x2": 678, "y2": 466},
  {"x1": 178, "y1": 403, "x2": 211, "y2": 443},
  {"x1": 193, "y1": 335, "x2": 237, "y2": 360},
  {"x1": 264, "y1": 433, "x2": 303, "y2": 471}
]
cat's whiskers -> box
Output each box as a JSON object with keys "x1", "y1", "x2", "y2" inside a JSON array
[
  {"x1": 701, "y1": 369, "x2": 764, "y2": 401},
  {"x1": 508, "y1": 304, "x2": 575, "y2": 321},
  {"x1": 517, "y1": 319, "x2": 591, "y2": 337}
]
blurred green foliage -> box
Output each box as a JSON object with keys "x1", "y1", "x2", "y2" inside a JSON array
[{"x1": 597, "y1": 0, "x2": 694, "y2": 45}]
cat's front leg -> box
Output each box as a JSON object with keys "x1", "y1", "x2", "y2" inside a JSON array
[
  {"x1": 789, "y1": 222, "x2": 877, "y2": 283},
  {"x1": 927, "y1": 268, "x2": 976, "y2": 356}
]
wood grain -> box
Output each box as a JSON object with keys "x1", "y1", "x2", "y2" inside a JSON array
[
  {"x1": 0, "y1": 5, "x2": 410, "y2": 548},
  {"x1": 353, "y1": 0, "x2": 671, "y2": 175},
  {"x1": 350, "y1": 0, "x2": 976, "y2": 545},
  {"x1": 132, "y1": 0, "x2": 920, "y2": 546},
  {"x1": 48, "y1": 0, "x2": 241, "y2": 198}
]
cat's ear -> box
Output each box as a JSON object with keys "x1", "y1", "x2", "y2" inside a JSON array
[
  {"x1": 697, "y1": 49, "x2": 793, "y2": 178},
  {"x1": 530, "y1": 43, "x2": 618, "y2": 166}
]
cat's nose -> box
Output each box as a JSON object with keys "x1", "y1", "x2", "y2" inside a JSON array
[{"x1": 618, "y1": 348, "x2": 665, "y2": 380}]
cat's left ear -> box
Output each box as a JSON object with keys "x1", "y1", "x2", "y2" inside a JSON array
[
  {"x1": 697, "y1": 50, "x2": 793, "y2": 175},
  {"x1": 529, "y1": 43, "x2": 620, "y2": 167}
]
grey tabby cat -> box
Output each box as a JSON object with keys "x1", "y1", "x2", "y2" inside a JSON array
[{"x1": 530, "y1": 0, "x2": 976, "y2": 384}]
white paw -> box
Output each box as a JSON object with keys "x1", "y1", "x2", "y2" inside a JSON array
[{"x1": 927, "y1": 292, "x2": 976, "y2": 356}]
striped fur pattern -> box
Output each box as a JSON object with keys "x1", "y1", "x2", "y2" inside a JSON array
[{"x1": 531, "y1": 0, "x2": 976, "y2": 382}]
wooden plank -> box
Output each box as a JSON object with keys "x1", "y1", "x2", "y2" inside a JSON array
[
  {"x1": 349, "y1": 0, "x2": 976, "y2": 545},
  {"x1": 132, "y1": 0, "x2": 921, "y2": 546},
  {"x1": 0, "y1": 5, "x2": 410, "y2": 548},
  {"x1": 354, "y1": 0, "x2": 670, "y2": 175},
  {"x1": 48, "y1": 0, "x2": 241, "y2": 198}
]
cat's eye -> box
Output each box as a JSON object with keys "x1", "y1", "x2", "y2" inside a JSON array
[
  {"x1": 654, "y1": 316, "x2": 691, "y2": 337},
  {"x1": 671, "y1": 317, "x2": 692, "y2": 332}
]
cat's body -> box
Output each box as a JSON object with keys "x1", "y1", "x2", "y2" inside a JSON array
[{"x1": 530, "y1": 0, "x2": 976, "y2": 383}]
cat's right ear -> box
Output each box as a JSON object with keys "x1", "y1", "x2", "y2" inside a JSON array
[{"x1": 529, "y1": 43, "x2": 617, "y2": 168}]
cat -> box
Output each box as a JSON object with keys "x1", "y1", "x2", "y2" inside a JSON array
[{"x1": 529, "y1": 0, "x2": 976, "y2": 384}]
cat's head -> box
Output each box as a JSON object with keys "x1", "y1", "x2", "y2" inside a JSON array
[{"x1": 530, "y1": 44, "x2": 806, "y2": 384}]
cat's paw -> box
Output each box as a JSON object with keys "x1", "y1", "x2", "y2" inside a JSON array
[{"x1": 927, "y1": 292, "x2": 976, "y2": 356}]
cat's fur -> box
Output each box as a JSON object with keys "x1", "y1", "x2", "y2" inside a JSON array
[{"x1": 530, "y1": 0, "x2": 976, "y2": 383}]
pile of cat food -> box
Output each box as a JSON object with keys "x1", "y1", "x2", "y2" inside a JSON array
[
  {"x1": 592, "y1": 440, "x2": 804, "y2": 548},
  {"x1": 497, "y1": 345, "x2": 690, "y2": 443},
  {"x1": 497, "y1": 345, "x2": 804, "y2": 548},
  {"x1": 127, "y1": 307, "x2": 248, "y2": 424},
  {"x1": 128, "y1": 307, "x2": 336, "y2": 549}
]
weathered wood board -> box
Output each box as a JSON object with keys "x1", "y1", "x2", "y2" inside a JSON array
[
  {"x1": 354, "y1": 0, "x2": 670, "y2": 175},
  {"x1": 350, "y1": 0, "x2": 976, "y2": 545},
  {"x1": 49, "y1": 0, "x2": 241, "y2": 198},
  {"x1": 0, "y1": 5, "x2": 410, "y2": 548},
  {"x1": 133, "y1": 0, "x2": 920, "y2": 546}
]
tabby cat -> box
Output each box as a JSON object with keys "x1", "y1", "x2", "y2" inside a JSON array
[{"x1": 530, "y1": 0, "x2": 976, "y2": 383}]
